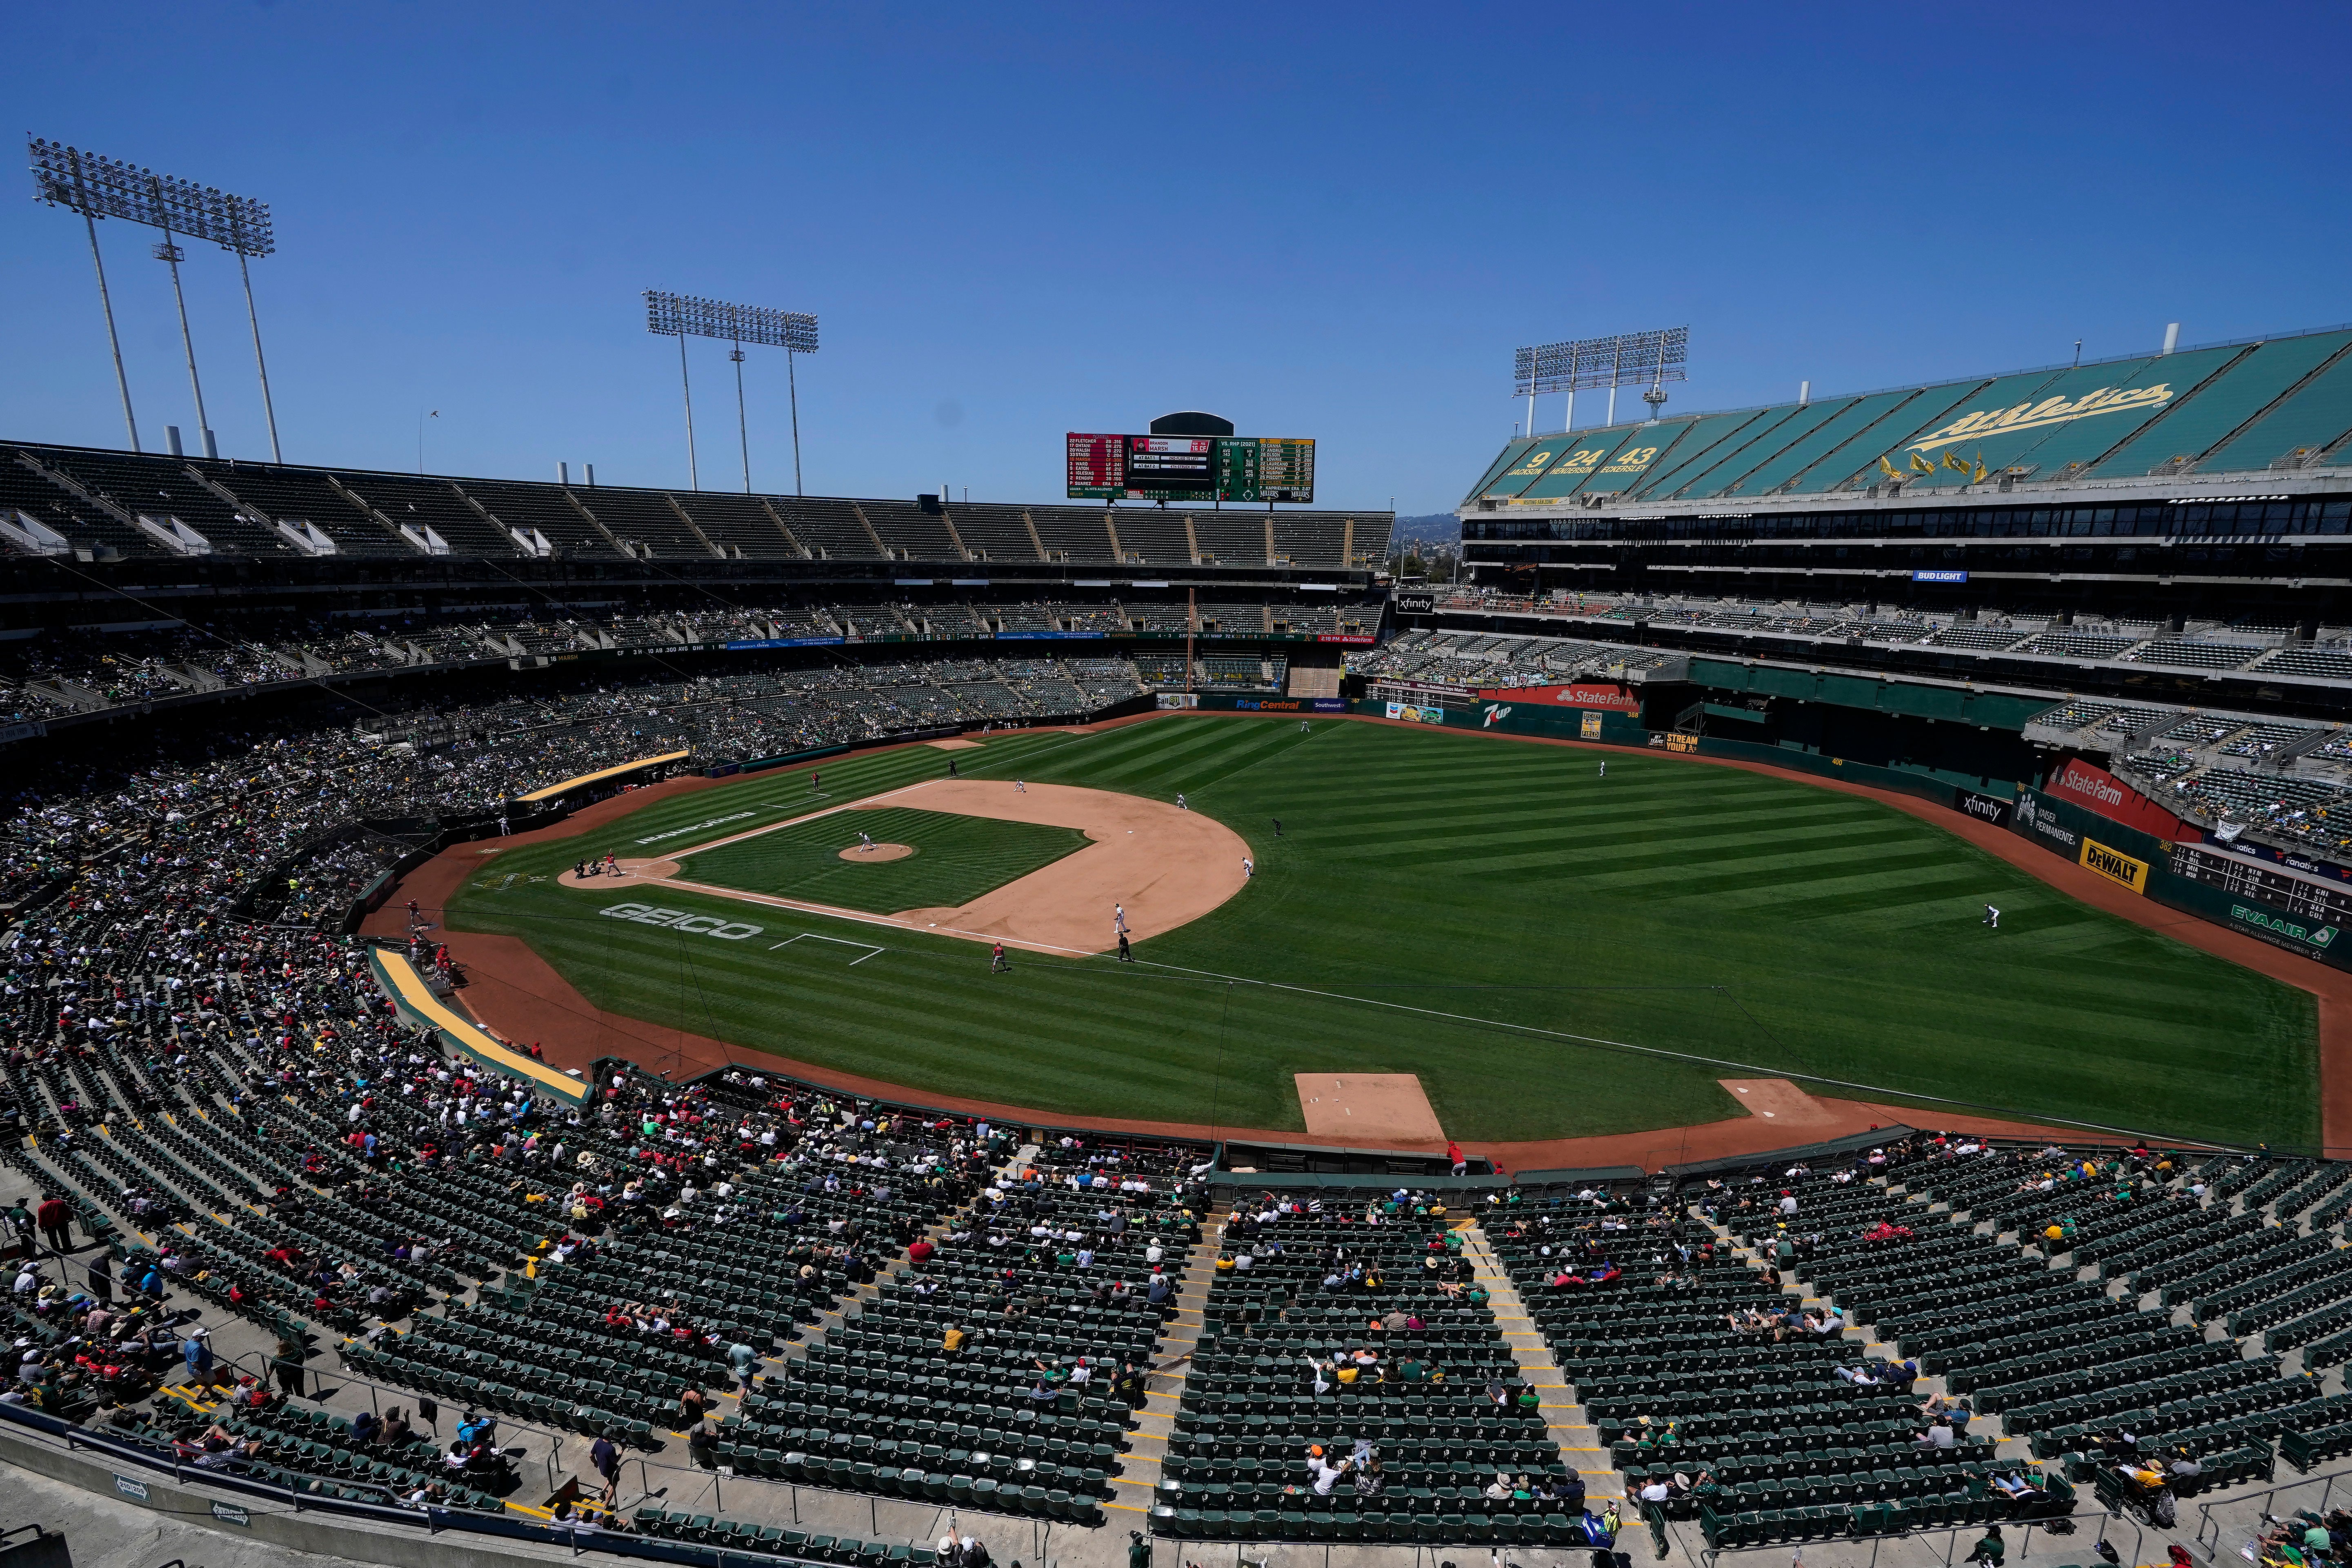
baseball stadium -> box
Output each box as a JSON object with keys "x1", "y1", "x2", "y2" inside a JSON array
[{"x1": 13, "y1": 71, "x2": 2352, "y2": 1568}]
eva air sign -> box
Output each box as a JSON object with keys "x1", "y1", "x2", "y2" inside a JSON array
[{"x1": 2231, "y1": 905, "x2": 2339, "y2": 951}]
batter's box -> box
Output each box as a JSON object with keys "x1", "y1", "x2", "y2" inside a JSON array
[{"x1": 768, "y1": 932, "x2": 885, "y2": 966}]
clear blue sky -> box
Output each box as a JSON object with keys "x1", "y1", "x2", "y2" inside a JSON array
[{"x1": 5, "y1": 2, "x2": 2348, "y2": 516}]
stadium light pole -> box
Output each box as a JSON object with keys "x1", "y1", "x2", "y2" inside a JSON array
[
  {"x1": 29, "y1": 138, "x2": 278, "y2": 460},
  {"x1": 675, "y1": 332, "x2": 700, "y2": 490},
  {"x1": 646, "y1": 291, "x2": 817, "y2": 496},
  {"x1": 78, "y1": 199, "x2": 140, "y2": 451},
  {"x1": 730, "y1": 344, "x2": 750, "y2": 492},
  {"x1": 151, "y1": 227, "x2": 213, "y2": 458}
]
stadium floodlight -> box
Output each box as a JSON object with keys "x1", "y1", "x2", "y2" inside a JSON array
[
  {"x1": 29, "y1": 138, "x2": 283, "y2": 462},
  {"x1": 645, "y1": 289, "x2": 820, "y2": 495},
  {"x1": 1513, "y1": 325, "x2": 1690, "y2": 432}
]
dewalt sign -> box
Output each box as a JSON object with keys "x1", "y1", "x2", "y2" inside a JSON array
[{"x1": 2079, "y1": 836, "x2": 2149, "y2": 894}]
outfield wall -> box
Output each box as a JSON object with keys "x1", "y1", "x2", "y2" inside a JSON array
[{"x1": 2007, "y1": 786, "x2": 2352, "y2": 972}]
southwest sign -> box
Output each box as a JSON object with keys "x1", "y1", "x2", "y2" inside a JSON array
[{"x1": 1906, "y1": 384, "x2": 2174, "y2": 453}]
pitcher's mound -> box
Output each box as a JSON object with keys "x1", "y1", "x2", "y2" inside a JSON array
[
  {"x1": 558, "y1": 858, "x2": 680, "y2": 887},
  {"x1": 839, "y1": 842, "x2": 915, "y2": 862},
  {"x1": 1295, "y1": 1073, "x2": 1445, "y2": 1145}
]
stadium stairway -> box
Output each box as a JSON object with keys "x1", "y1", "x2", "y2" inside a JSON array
[
  {"x1": 1459, "y1": 1222, "x2": 1618, "y2": 1506},
  {"x1": 1113, "y1": 1200, "x2": 1225, "y2": 1521}
]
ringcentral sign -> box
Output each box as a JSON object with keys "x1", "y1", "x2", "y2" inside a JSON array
[{"x1": 599, "y1": 903, "x2": 763, "y2": 939}]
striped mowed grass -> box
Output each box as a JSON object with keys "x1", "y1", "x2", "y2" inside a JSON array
[{"x1": 449, "y1": 715, "x2": 2318, "y2": 1147}]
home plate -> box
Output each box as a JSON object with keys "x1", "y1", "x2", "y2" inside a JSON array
[{"x1": 1294, "y1": 1073, "x2": 1444, "y2": 1143}]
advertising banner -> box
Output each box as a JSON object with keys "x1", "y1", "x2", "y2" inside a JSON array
[
  {"x1": 2046, "y1": 757, "x2": 2189, "y2": 841},
  {"x1": 725, "y1": 636, "x2": 847, "y2": 650},
  {"x1": 1580, "y1": 712, "x2": 1603, "y2": 739},
  {"x1": 1475, "y1": 681, "x2": 1641, "y2": 713},
  {"x1": 1314, "y1": 634, "x2": 1376, "y2": 645},
  {"x1": 1385, "y1": 701, "x2": 1446, "y2": 723},
  {"x1": 1156, "y1": 692, "x2": 1199, "y2": 710},
  {"x1": 2080, "y1": 836, "x2": 2150, "y2": 894},
  {"x1": 1954, "y1": 790, "x2": 2012, "y2": 828},
  {"x1": 2145, "y1": 870, "x2": 2352, "y2": 971},
  {"x1": 1392, "y1": 592, "x2": 1436, "y2": 614},
  {"x1": 1218, "y1": 696, "x2": 1346, "y2": 714}
]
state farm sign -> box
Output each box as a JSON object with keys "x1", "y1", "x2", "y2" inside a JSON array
[{"x1": 1477, "y1": 682, "x2": 1641, "y2": 713}]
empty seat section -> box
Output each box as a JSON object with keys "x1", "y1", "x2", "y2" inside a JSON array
[
  {"x1": 2201, "y1": 346, "x2": 2352, "y2": 474},
  {"x1": 858, "y1": 500, "x2": 960, "y2": 559},
  {"x1": 204, "y1": 465, "x2": 411, "y2": 556},
  {"x1": 2093, "y1": 331, "x2": 2352, "y2": 476},
  {"x1": 48, "y1": 449, "x2": 289, "y2": 555},
  {"x1": 457, "y1": 479, "x2": 622, "y2": 558},
  {"x1": 943, "y1": 504, "x2": 1040, "y2": 562},
  {"x1": 1109, "y1": 509, "x2": 1192, "y2": 565},
  {"x1": 772, "y1": 498, "x2": 885, "y2": 559},
  {"x1": 1725, "y1": 391, "x2": 1918, "y2": 496},
  {"x1": 667, "y1": 493, "x2": 803, "y2": 559},
  {"x1": 566, "y1": 487, "x2": 715, "y2": 557},
  {"x1": 336, "y1": 472, "x2": 518, "y2": 556},
  {"x1": 1029, "y1": 505, "x2": 1119, "y2": 562},
  {"x1": 0, "y1": 451, "x2": 157, "y2": 556}
]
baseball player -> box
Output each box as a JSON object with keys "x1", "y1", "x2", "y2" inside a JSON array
[
  {"x1": 1598, "y1": 761, "x2": 1606, "y2": 778},
  {"x1": 810, "y1": 771, "x2": 820, "y2": 792},
  {"x1": 1114, "y1": 903, "x2": 1128, "y2": 935},
  {"x1": 948, "y1": 757, "x2": 959, "y2": 778},
  {"x1": 1242, "y1": 856, "x2": 1254, "y2": 880},
  {"x1": 1014, "y1": 779, "x2": 1026, "y2": 793},
  {"x1": 1176, "y1": 792, "x2": 1187, "y2": 811},
  {"x1": 857, "y1": 831, "x2": 875, "y2": 852},
  {"x1": 1300, "y1": 720, "x2": 1309, "y2": 732},
  {"x1": 991, "y1": 942, "x2": 1009, "y2": 974},
  {"x1": 1983, "y1": 904, "x2": 2000, "y2": 930},
  {"x1": 1116, "y1": 931, "x2": 1132, "y2": 963}
]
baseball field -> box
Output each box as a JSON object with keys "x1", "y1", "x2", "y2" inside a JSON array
[{"x1": 444, "y1": 714, "x2": 2320, "y2": 1148}]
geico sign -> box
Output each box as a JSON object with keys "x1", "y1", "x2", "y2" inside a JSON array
[{"x1": 599, "y1": 903, "x2": 763, "y2": 939}]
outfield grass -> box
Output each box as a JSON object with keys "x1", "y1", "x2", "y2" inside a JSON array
[
  {"x1": 448, "y1": 717, "x2": 2320, "y2": 1148},
  {"x1": 678, "y1": 805, "x2": 1088, "y2": 912}
]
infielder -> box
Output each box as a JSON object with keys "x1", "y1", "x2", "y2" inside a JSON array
[
  {"x1": 1176, "y1": 792, "x2": 1187, "y2": 811},
  {"x1": 1242, "y1": 856, "x2": 1254, "y2": 879}
]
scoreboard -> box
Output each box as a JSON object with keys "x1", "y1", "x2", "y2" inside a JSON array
[{"x1": 1067, "y1": 433, "x2": 1315, "y2": 503}]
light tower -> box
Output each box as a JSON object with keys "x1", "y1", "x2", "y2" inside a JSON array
[
  {"x1": 645, "y1": 291, "x2": 819, "y2": 494},
  {"x1": 29, "y1": 138, "x2": 282, "y2": 461}
]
